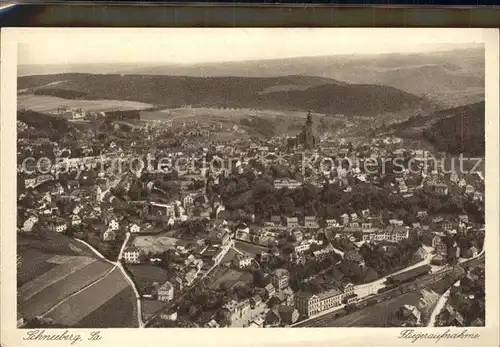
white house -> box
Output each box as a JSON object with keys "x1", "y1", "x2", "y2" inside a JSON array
[
  {"x1": 108, "y1": 219, "x2": 120, "y2": 231},
  {"x1": 129, "y1": 223, "x2": 141, "y2": 233},
  {"x1": 157, "y1": 281, "x2": 174, "y2": 302}
]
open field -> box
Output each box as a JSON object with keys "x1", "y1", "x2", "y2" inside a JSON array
[
  {"x1": 18, "y1": 231, "x2": 140, "y2": 327},
  {"x1": 17, "y1": 248, "x2": 58, "y2": 287},
  {"x1": 208, "y1": 267, "x2": 253, "y2": 289},
  {"x1": 126, "y1": 264, "x2": 170, "y2": 295},
  {"x1": 18, "y1": 94, "x2": 153, "y2": 113},
  {"x1": 132, "y1": 234, "x2": 190, "y2": 254},
  {"x1": 45, "y1": 267, "x2": 132, "y2": 326},
  {"x1": 18, "y1": 256, "x2": 97, "y2": 301},
  {"x1": 76, "y1": 286, "x2": 139, "y2": 328},
  {"x1": 18, "y1": 233, "x2": 93, "y2": 257},
  {"x1": 17, "y1": 233, "x2": 99, "y2": 290},
  {"x1": 19, "y1": 259, "x2": 114, "y2": 318}
]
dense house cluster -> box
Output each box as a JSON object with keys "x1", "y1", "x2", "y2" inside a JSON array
[{"x1": 17, "y1": 109, "x2": 485, "y2": 328}]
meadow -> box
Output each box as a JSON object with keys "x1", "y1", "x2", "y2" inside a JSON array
[
  {"x1": 17, "y1": 233, "x2": 137, "y2": 327},
  {"x1": 45, "y1": 267, "x2": 133, "y2": 326},
  {"x1": 18, "y1": 94, "x2": 153, "y2": 113},
  {"x1": 19, "y1": 258, "x2": 114, "y2": 318},
  {"x1": 76, "y1": 286, "x2": 139, "y2": 328}
]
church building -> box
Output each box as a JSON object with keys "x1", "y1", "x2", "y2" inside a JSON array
[{"x1": 288, "y1": 111, "x2": 316, "y2": 150}]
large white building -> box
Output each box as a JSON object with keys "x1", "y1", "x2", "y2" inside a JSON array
[{"x1": 295, "y1": 283, "x2": 356, "y2": 317}]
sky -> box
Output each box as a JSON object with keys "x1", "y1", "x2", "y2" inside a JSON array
[{"x1": 16, "y1": 28, "x2": 487, "y2": 65}]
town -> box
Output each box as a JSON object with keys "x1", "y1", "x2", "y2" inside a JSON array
[{"x1": 17, "y1": 105, "x2": 485, "y2": 329}]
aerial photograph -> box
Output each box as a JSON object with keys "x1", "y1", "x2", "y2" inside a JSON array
[{"x1": 16, "y1": 29, "x2": 485, "y2": 329}]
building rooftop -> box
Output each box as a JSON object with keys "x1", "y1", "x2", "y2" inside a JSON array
[
  {"x1": 317, "y1": 287, "x2": 342, "y2": 300},
  {"x1": 388, "y1": 264, "x2": 431, "y2": 283}
]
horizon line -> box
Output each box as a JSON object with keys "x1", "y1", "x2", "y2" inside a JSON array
[{"x1": 18, "y1": 43, "x2": 484, "y2": 67}]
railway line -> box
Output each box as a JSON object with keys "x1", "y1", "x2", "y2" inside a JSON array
[{"x1": 294, "y1": 254, "x2": 483, "y2": 327}]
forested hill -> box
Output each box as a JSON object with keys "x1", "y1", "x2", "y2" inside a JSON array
[
  {"x1": 18, "y1": 110, "x2": 81, "y2": 141},
  {"x1": 18, "y1": 74, "x2": 432, "y2": 117},
  {"x1": 423, "y1": 102, "x2": 485, "y2": 157}
]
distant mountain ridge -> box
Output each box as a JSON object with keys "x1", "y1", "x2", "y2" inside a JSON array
[
  {"x1": 18, "y1": 73, "x2": 431, "y2": 117},
  {"x1": 18, "y1": 46, "x2": 484, "y2": 108}
]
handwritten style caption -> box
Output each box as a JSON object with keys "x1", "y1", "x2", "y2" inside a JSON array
[{"x1": 24, "y1": 330, "x2": 102, "y2": 345}]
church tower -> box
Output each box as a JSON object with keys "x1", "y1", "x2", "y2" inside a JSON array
[{"x1": 304, "y1": 111, "x2": 315, "y2": 149}]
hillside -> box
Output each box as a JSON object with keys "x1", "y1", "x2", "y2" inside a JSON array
[
  {"x1": 18, "y1": 74, "x2": 431, "y2": 117},
  {"x1": 387, "y1": 102, "x2": 485, "y2": 157},
  {"x1": 422, "y1": 102, "x2": 485, "y2": 156},
  {"x1": 17, "y1": 110, "x2": 81, "y2": 141},
  {"x1": 19, "y1": 46, "x2": 483, "y2": 108}
]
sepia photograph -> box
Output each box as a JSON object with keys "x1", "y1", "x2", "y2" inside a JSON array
[{"x1": 1, "y1": 27, "x2": 498, "y2": 346}]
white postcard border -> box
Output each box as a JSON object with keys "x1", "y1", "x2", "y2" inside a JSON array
[{"x1": 1, "y1": 28, "x2": 499, "y2": 347}]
